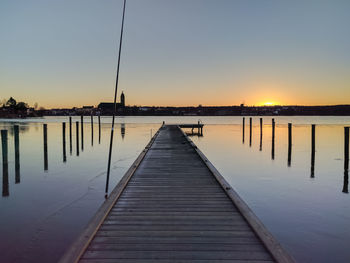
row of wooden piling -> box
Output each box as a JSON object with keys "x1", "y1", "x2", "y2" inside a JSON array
[
  {"x1": 1, "y1": 126, "x2": 20, "y2": 196},
  {"x1": 64, "y1": 115, "x2": 102, "y2": 160},
  {"x1": 242, "y1": 117, "x2": 349, "y2": 192},
  {"x1": 0, "y1": 115, "x2": 104, "y2": 197}
]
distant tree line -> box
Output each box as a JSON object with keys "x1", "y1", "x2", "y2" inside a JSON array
[
  {"x1": 1, "y1": 97, "x2": 30, "y2": 111},
  {"x1": 0, "y1": 97, "x2": 45, "y2": 118}
]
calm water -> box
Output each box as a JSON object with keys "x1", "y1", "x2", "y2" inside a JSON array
[{"x1": 0, "y1": 116, "x2": 349, "y2": 262}]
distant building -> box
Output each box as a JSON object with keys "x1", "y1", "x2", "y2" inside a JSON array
[
  {"x1": 120, "y1": 91, "x2": 125, "y2": 107},
  {"x1": 98, "y1": 92, "x2": 125, "y2": 114}
]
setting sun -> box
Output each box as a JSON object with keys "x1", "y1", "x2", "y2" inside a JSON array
[{"x1": 261, "y1": 102, "x2": 277, "y2": 106}]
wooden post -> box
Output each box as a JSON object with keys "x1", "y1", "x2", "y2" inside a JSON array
[
  {"x1": 63, "y1": 122, "x2": 67, "y2": 163},
  {"x1": 43, "y1": 124, "x2": 48, "y2": 171},
  {"x1": 249, "y1": 117, "x2": 252, "y2": 147},
  {"x1": 91, "y1": 114, "x2": 94, "y2": 146},
  {"x1": 81, "y1": 115, "x2": 84, "y2": 151},
  {"x1": 345, "y1": 127, "x2": 349, "y2": 171},
  {"x1": 259, "y1": 118, "x2": 263, "y2": 151},
  {"x1": 76, "y1": 121, "x2": 79, "y2": 156},
  {"x1": 343, "y1": 127, "x2": 349, "y2": 193},
  {"x1": 98, "y1": 114, "x2": 101, "y2": 144},
  {"x1": 311, "y1": 124, "x2": 315, "y2": 178},
  {"x1": 271, "y1": 119, "x2": 275, "y2": 160},
  {"x1": 121, "y1": 123, "x2": 125, "y2": 140},
  {"x1": 242, "y1": 117, "x2": 245, "y2": 143},
  {"x1": 14, "y1": 125, "x2": 20, "y2": 183},
  {"x1": 1, "y1": 130, "x2": 9, "y2": 196},
  {"x1": 69, "y1": 116, "x2": 72, "y2": 155},
  {"x1": 288, "y1": 123, "x2": 292, "y2": 167}
]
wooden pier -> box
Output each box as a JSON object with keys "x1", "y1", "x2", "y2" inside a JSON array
[
  {"x1": 60, "y1": 125, "x2": 294, "y2": 263},
  {"x1": 179, "y1": 123, "x2": 203, "y2": 135}
]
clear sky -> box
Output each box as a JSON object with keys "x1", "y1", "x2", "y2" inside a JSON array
[{"x1": 1, "y1": 0, "x2": 349, "y2": 108}]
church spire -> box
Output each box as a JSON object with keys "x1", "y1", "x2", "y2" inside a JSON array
[{"x1": 120, "y1": 91, "x2": 125, "y2": 107}]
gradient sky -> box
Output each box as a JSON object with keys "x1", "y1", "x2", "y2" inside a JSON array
[{"x1": 1, "y1": 0, "x2": 350, "y2": 108}]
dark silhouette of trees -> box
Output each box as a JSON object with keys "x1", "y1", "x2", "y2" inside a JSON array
[
  {"x1": 6, "y1": 97, "x2": 17, "y2": 108},
  {"x1": 1, "y1": 97, "x2": 29, "y2": 112},
  {"x1": 16, "y1": 102, "x2": 29, "y2": 111}
]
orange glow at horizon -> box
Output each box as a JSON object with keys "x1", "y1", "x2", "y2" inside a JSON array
[{"x1": 260, "y1": 101, "x2": 279, "y2": 106}]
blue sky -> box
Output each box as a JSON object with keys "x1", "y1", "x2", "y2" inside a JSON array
[{"x1": 1, "y1": 0, "x2": 349, "y2": 108}]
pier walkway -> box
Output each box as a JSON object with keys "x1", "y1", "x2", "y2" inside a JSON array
[{"x1": 60, "y1": 125, "x2": 293, "y2": 263}]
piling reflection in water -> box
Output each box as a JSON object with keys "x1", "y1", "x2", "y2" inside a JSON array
[
  {"x1": 1, "y1": 130, "x2": 9, "y2": 197},
  {"x1": 343, "y1": 170, "x2": 349, "y2": 194},
  {"x1": 76, "y1": 121, "x2": 79, "y2": 156},
  {"x1": 62, "y1": 122, "x2": 67, "y2": 163},
  {"x1": 311, "y1": 124, "x2": 316, "y2": 178},
  {"x1": 271, "y1": 119, "x2": 275, "y2": 160},
  {"x1": 43, "y1": 124, "x2": 48, "y2": 171},
  {"x1": 288, "y1": 123, "x2": 292, "y2": 167},
  {"x1": 121, "y1": 123, "x2": 125, "y2": 140},
  {"x1": 344, "y1": 127, "x2": 349, "y2": 193}
]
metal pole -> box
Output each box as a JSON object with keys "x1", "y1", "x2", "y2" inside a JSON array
[{"x1": 105, "y1": 0, "x2": 127, "y2": 198}]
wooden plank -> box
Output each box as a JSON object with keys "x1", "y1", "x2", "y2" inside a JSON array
[
  {"x1": 58, "y1": 129, "x2": 162, "y2": 263},
  {"x1": 103, "y1": 211, "x2": 237, "y2": 216},
  {"x1": 94, "y1": 230, "x2": 256, "y2": 238},
  {"x1": 81, "y1": 250, "x2": 272, "y2": 260},
  {"x1": 111, "y1": 207, "x2": 237, "y2": 212},
  {"x1": 80, "y1": 259, "x2": 274, "y2": 263},
  {"x1": 179, "y1": 127, "x2": 295, "y2": 263},
  {"x1": 104, "y1": 215, "x2": 242, "y2": 220},
  {"x1": 99, "y1": 224, "x2": 250, "y2": 231},
  {"x1": 87, "y1": 243, "x2": 266, "y2": 252},
  {"x1": 60, "y1": 125, "x2": 293, "y2": 263},
  {"x1": 103, "y1": 220, "x2": 246, "y2": 226},
  {"x1": 90, "y1": 236, "x2": 261, "y2": 244}
]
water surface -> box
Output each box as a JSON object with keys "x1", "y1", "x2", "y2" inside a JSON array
[{"x1": 0, "y1": 116, "x2": 349, "y2": 262}]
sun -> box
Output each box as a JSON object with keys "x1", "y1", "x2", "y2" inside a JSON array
[{"x1": 262, "y1": 102, "x2": 276, "y2": 106}]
